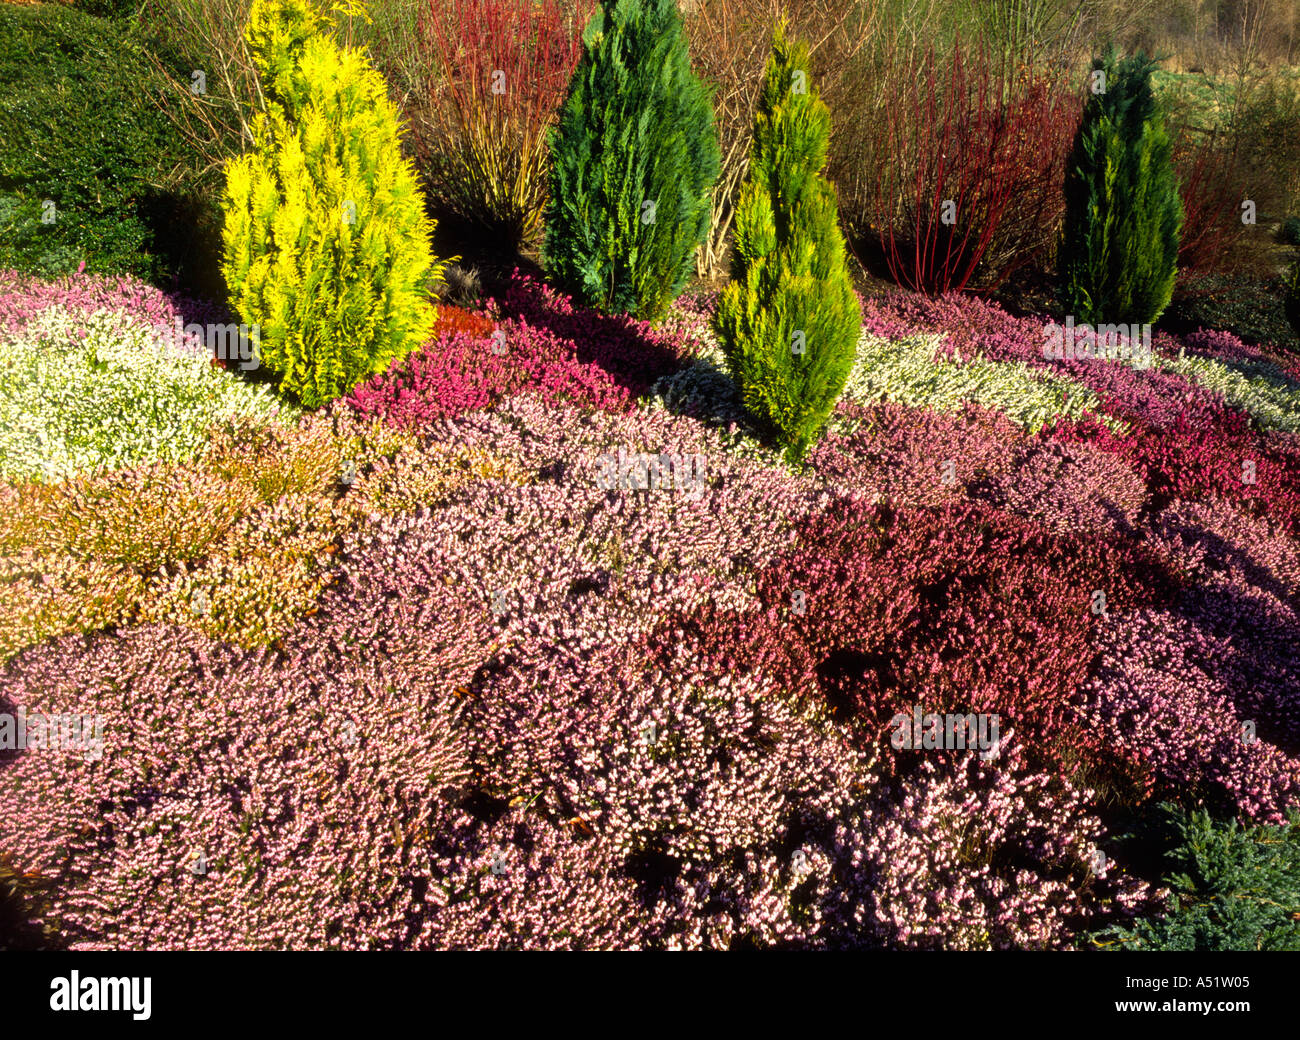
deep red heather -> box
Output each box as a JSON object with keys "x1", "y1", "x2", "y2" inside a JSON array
[{"x1": 645, "y1": 495, "x2": 1181, "y2": 776}]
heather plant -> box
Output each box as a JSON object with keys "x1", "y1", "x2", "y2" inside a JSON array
[
  {"x1": 0, "y1": 553, "x2": 145, "y2": 666},
  {"x1": 346, "y1": 321, "x2": 634, "y2": 430},
  {"x1": 1059, "y1": 47, "x2": 1184, "y2": 327},
  {"x1": 1160, "y1": 349, "x2": 1300, "y2": 434},
  {"x1": 857, "y1": 739, "x2": 1152, "y2": 950},
  {"x1": 0, "y1": 465, "x2": 260, "y2": 570},
  {"x1": 0, "y1": 268, "x2": 231, "y2": 340},
  {"x1": 1176, "y1": 326, "x2": 1295, "y2": 369},
  {"x1": 543, "y1": 0, "x2": 720, "y2": 321},
  {"x1": 668, "y1": 494, "x2": 1178, "y2": 774},
  {"x1": 453, "y1": 636, "x2": 877, "y2": 949},
  {"x1": 1075, "y1": 608, "x2": 1300, "y2": 823},
  {"x1": 1048, "y1": 404, "x2": 1300, "y2": 537},
  {"x1": 715, "y1": 23, "x2": 861, "y2": 465},
  {"x1": 809, "y1": 399, "x2": 1027, "y2": 510},
  {"x1": 642, "y1": 593, "x2": 1156, "y2": 949},
  {"x1": 0, "y1": 621, "x2": 483, "y2": 949},
  {"x1": 1090, "y1": 805, "x2": 1300, "y2": 951},
  {"x1": 491, "y1": 272, "x2": 692, "y2": 393},
  {"x1": 842, "y1": 330, "x2": 1118, "y2": 434},
  {"x1": 221, "y1": 0, "x2": 445, "y2": 409},
  {"x1": 348, "y1": 271, "x2": 718, "y2": 430},
  {"x1": 430, "y1": 304, "x2": 496, "y2": 341},
  {"x1": 0, "y1": 408, "x2": 534, "y2": 659},
  {"x1": 0, "y1": 305, "x2": 291, "y2": 483},
  {"x1": 967, "y1": 437, "x2": 1150, "y2": 536}
]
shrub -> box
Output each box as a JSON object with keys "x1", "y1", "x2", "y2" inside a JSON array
[
  {"x1": 0, "y1": 407, "x2": 534, "y2": 661},
  {"x1": 0, "y1": 620, "x2": 483, "y2": 949},
  {"x1": 1048, "y1": 403, "x2": 1300, "y2": 537},
  {"x1": 1059, "y1": 47, "x2": 1184, "y2": 327},
  {"x1": 542, "y1": 0, "x2": 720, "y2": 321},
  {"x1": 1281, "y1": 216, "x2": 1300, "y2": 247},
  {"x1": 221, "y1": 0, "x2": 444, "y2": 409},
  {"x1": 413, "y1": 0, "x2": 592, "y2": 252},
  {"x1": 842, "y1": 330, "x2": 1116, "y2": 434},
  {"x1": 430, "y1": 305, "x2": 496, "y2": 341},
  {"x1": 1090, "y1": 805, "x2": 1300, "y2": 951},
  {"x1": 0, "y1": 304, "x2": 291, "y2": 484},
  {"x1": 854, "y1": 34, "x2": 1079, "y2": 294},
  {"x1": 1172, "y1": 133, "x2": 1250, "y2": 274},
  {"x1": 0, "y1": 4, "x2": 186, "y2": 280},
  {"x1": 1077, "y1": 604, "x2": 1300, "y2": 823},
  {"x1": 857, "y1": 740, "x2": 1150, "y2": 950},
  {"x1": 346, "y1": 322, "x2": 634, "y2": 430},
  {"x1": 491, "y1": 271, "x2": 691, "y2": 394},
  {"x1": 714, "y1": 23, "x2": 860, "y2": 465},
  {"x1": 1162, "y1": 347, "x2": 1300, "y2": 434},
  {"x1": 679, "y1": 0, "x2": 878, "y2": 279},
  {"x1": 653, "y1": 494, "x2": 1177, "y2": 776},
  {"x1": 0, "y1": 268, "x2": 229, "y2": 341}
]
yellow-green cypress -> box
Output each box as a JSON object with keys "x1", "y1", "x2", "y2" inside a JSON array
[
  {"x1": 714, "y1": 21, "x2": 861, "y2": 466},
  {"x1": 221, "y1": 0, "x2": 444, "y2": 409}
]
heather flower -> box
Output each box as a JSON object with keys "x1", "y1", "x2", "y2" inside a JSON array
[
  {"x1": 968, "y1": 436, "x2": 1149, "y2": 535},
  {"x1": 853, "y1": 737, "x2": 1154, "y2": 950},
  {"x1": 0, "y1": 408, "x2": 535, "y2": 659},
  {"x1": 1161, "y1": 348, "x2": 1300, "y2": 433},
  {"x1": 0, "y1": 306, "x2": 292, "y2": 482},
  {"x1": 808, "y1": 399, "x2": 1026, "y2": 509},
  {"x1": 1074, "y1": 607, "x2": 1300, "y2": 823},
  {"x1": 844, "y1": 330, "x2": 1115, "y2": 433}
]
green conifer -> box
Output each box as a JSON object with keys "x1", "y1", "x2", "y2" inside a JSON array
[
  {"x1": 543, "y1": 0, "x2": 720, "y2": 321},
  {"x1": 714, "y1": 21, "x2": 861, "y2": 465},
  {"x1": 1059, "y1": 46, "x2": 1184, "y2": 327}
]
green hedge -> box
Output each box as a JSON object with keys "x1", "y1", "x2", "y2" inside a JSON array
[{"x1": 0, "y1": 4, "x2": 186, "y2": 281}]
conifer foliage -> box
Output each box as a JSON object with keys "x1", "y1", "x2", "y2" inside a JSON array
[
  {"x1": 714, "y1": 21, "x2": 861, "y2": 465},
  {"x1": 1059, "y1": 46, "x2": 1183, "y2": 327},
  {"x1": 221, "y1": 0, "x2": 444, "y2": 409},
  {"x1": 1091, "y1": 805, "x2": 1300, "y2": 951},
  {"x1": 542, "y1": 0, "x2": 720, "y2": 321}
]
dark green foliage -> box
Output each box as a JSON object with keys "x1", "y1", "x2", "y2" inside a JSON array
[
  {"x1": 1059, "y1": 46, "x2": 1184, "y2": 326},
  {"x1": 71, "y1": 0, "x2": 142, "y2": 18},
  {"x1": 1285, "y1": 251, "x2": 1300, "y2": 336},
  {"x1": 1090, "y1": 804, "x2": 1300, "y2": 952},
  {"x1": 1281, "y1": 216, "x2": 1300, "y2": 247},
  {"x1": 714, "y1": 22, "x2": 860, "y2": 465},
  {"x1": 0, "y1": 5, "x2": 187, "y2": 281},
  {"x1": 543, "y1": 0, "x2": 720, "y2": 321}
]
